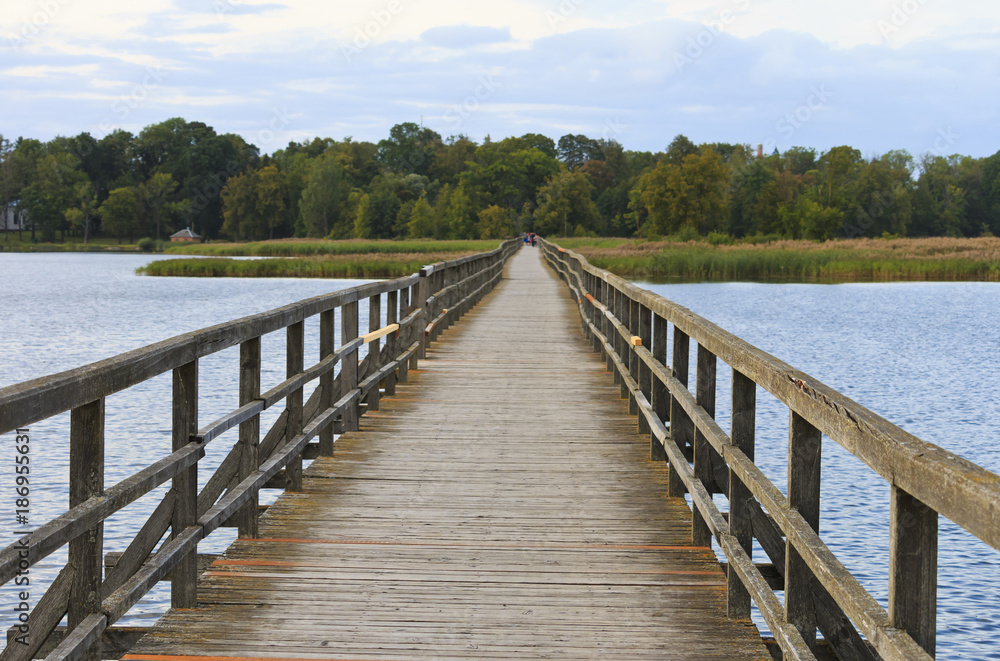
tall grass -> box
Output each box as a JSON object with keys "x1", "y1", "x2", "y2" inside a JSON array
[
  {"x1": 138, "y1": 253, "x2": 477, "y2": 279},
  {"x1": 166, "y1": 239, "x2": 501, "y2": 257},
  {"x1": 563, "y1": 237, "x2": 1000, "y2": 282}
]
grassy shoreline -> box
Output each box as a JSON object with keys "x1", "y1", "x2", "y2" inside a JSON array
[{"x1": 554, "y1": 237, "x2": 1000, "y2": 283}]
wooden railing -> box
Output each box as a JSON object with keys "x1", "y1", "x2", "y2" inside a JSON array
[
  {"x1": 540, "y1": 239, "x2": 1000, "y2": 661},
  {"x1": 0, "y1": 239, "x2": 520, "y2": 661}
]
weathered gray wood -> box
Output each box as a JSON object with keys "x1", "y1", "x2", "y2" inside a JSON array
[
  {"x1": 194, "y1": 399, "x2": 263, "y2": 445},
  {"x1": 385, "y1": 289, "x2": 399, "y2": 396},
  {"x1": 651, "y1": 313, "x2": 669, "y2": 462},
  {"x1": 786, "y1": 411, "x2": 822, "y2": 648},
  {"x1": 693, "y1": 345, "x2": 716, "y2": 549},
  {"x1": 0, "y1": 566, "x2": 74, "y2": 661},
  {"x1": 889, "y1": 486, "x2": 938, "y2": 657},
  {"x1": 15, "y1": 626, "x2": 147, "y2": 660},
  {"x1": 0, "y1": 442, "x2": 202, "y2": 587},
  {"x1": 637, "y1": 304, "x2": 652, "y2": 435},
  {"x1": 67, "y1": 399, "x2": 104, "y2": 661},
  {"x1": 170, "y1": 361, "x2": 199, "y2": 611},
  {"x1": 366, "y1": 294, "x2": 383, "y2": 411},
  {"x1": 125, "y1": 246, "x2": 768, "y2": 661},
  {"x1": 100, "y1": 492, "x2": 174, "y2": 598},
  {"x1": 341, "y1": 301, "x2": 359, "y2": 432},
  {"x1": 41, "y1": 612, "x2": 106, "y2": 661},
  {"x1": 285, "y1": 321, "x2": 304, "y2": 492},
  {"x1": 668, "y1": 328, "x2": 690, "y2": 498},
  {"x1": 729, "y1": 369, "x2": 755, "y2": 620},
  {"x1": 319, "y1": 308, "x2": 336, "y2": 455},
  {"x1": 238, "y1": 338, "x2": 260, "y2": 539}
]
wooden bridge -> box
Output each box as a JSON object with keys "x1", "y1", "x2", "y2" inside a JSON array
[{"x1": 1, "y1": 239, "x2": 999, "y2": 660}]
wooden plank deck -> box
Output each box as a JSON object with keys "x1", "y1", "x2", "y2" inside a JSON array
[{"x1": 124, "y1": 248, "x2": 770, "y2": 661}]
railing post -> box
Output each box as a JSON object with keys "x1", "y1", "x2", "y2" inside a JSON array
[
  {"x1": 890, "y1": 486, "x2": 938, "y2": 656},
  {"x1": 613, "y1": 287, "x2": 623, "y2": 387},
  {"x1": 627, "y1": 293, "x2": 639, "y2": 413},
  {"x1": 286, "y1": 322, "x2": 304, "y2": 491},
  {"x1": 693, "y1": 345, "x2": 716, "y2": 548},
  {"x1": 319, "y1": 309, "x2": 336, "y2": 455},
  {"x1": 416, "y1": 267, "x2": 432, "y2": 360},
  {"x1": 637, "y1": 303, "x2": 652, "y2": 435},
  {"x1": 729, "y1": 369, "x2": 756, "y2": 620},
  {"x1": 171, "y1": 361, "x2": 198, "y2": 609},
  {"x1": 651, "y1": 313, "x2": 669, "y2": 462},
  {"x1": 238, "y1": 337, "x2": 261, "y2": 539},
  {"x1": 366, "y1": 293, "x2": 382, "y2": 411},
  {"x1": 385, "y1": 289, "x2": 399, "y2": 396},
  {"x1": 785, "y1": 411, "x2": 821, "y2": 647},
  {"x1": 603, "y1": 281, "x2": 614, "y2": 373},
  {"x1": 342, "y1": 300, "x2": 360, "y2": 431},
  {"x1": 68, "y1": 398, "x2": 104, "y2": 661},
  {"x1": 668, "y1": 328, "x2": 690, "y2": 497},
  {"x1": 399, "y1": 285, "x2": 412, "y2": 380}
]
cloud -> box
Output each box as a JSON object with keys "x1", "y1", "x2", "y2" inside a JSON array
[
  {"x1": 0, "y1": 4, "x2": 998, "y2": 160},
  {"x1": 421, "y1": 25, "x2": 513, "y2": 49}
]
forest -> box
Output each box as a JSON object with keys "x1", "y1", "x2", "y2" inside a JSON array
[{"x1": 2, "y1": 117, "x2": 999, "y2": 244}]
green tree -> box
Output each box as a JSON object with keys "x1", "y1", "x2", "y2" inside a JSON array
[
  {"x1": 534, "y1": 170, "x2": 600, "y2": 236},
  {"x1": 65, "y1": 181, "x2": 98, "y2": 243},
  {"x1": 377, "y1": 122, "x2": 442, "y2": 177},
  {"x1": 299, "y1": 154, "x2": 350, "y2": 238},
  {"x1": 407, "y1": 196, "x2": 435, "y2": 238},
  {"x1": 142, "y1": 172, "x2": 178, "y2": 240},
  {"x1": 221, "y1": 171, "x2": 259, "y2": 241},
  {"x1": 478, "y1": 204, "x2": 514, "y2": 239},
  {"x1": 20, "y1": 153, "x2": 84, "y2": 241},
  {"x1": 256, "y1": 165, "x2": 289, "y2": 239},
  {"x1": 99, "y1": 187, "x2": 143, "y2": 243},
  {"x1": 636, "y1": 148, "x2": 729, "y2": 236}
]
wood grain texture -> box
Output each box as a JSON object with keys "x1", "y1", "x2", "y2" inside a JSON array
[{"x1": 126, "y1": 248, "x2": 769, "y2": 661}]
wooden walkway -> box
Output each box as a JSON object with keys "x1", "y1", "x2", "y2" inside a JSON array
[{"x1": 124, "y1": 249, "x2": 770, "y2": 660}]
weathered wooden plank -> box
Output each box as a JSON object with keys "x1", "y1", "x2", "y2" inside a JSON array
[
  {"x1": 170, "y1": 361, "x2": 198, "y2": 610},
  {"x1": 237, "y1": 337, "x2": 261, "y2": 539},
  {"x1": 786, "y1": 412, "x2": 822, "y2": 648},
  {"x1": 889, "y1": 487, "x2": 938, "y2": 656},
  {"x1": 284, "y1": 322, "x2": 304, "y2": 492},
  {"x1": 68, "y1": 399, "x2": 104, "y2": 661}
]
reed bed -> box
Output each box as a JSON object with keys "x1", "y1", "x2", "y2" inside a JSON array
[
  {"x1": 165, "y1": 239, "x2": 501, "y2": 257},
  {"x1": 560, "y1": 237, "x2": 1000, "y2": 282},
  {"x1": 138, "y1": 252, "x2": 480, "y2": 279}
]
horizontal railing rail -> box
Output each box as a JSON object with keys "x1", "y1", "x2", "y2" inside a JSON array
[
  {"x1": 0, "y1": 238, "x2": 520, "y2": 661},
  {"x1": 540, "y1": 238, "x2": 1000, "y2": 661}
]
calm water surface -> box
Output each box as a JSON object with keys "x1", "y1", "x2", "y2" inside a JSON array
[{"x1": 0, "y1": 254, "x2": 997, "y2": 659}]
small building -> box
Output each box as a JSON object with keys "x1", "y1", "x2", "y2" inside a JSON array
[
  {"x1": 169, "y1": 227, "x2": 202, "y2": 243},
  {"x1": 2, "y1": 205, "x2": 28, "y2": 231}
]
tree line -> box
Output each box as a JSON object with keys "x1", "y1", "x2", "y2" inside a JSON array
[{"x1": 2, "y1": 117, "x2": 998, "y2": 244}]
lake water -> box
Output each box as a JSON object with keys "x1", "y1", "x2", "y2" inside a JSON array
[{"x1": 0, "y1": 253, "x2": 997, "y2": 659}]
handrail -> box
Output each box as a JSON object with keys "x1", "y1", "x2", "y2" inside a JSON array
[
  {"x1": 540, "y1": 238, "x2": 1000, "y2": 661},
  {"x1": 0, "y1": 238, "x2": 521, "y2": 661}
]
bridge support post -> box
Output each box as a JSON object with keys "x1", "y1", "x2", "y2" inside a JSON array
[
  {"x1": 400, "y1": 286, "x2": 413, "y2": 377},
  {"x1": 668, "y1": 328, "x2": 691, "y2": 498},
  {"x1": 367, "y1": 294, "x2": 382, "y2": 411},
  {"x1": 693, "y1": 346, "x2": 717, "y2": 548},
  {"x1": 171, "y1": 361, "x2": 199, "y2": 609},
  {"x1": 342, "y1": 301, "x2": 359, "y2": 432},
  {"x1": 785, "y1": 411, "x2": 821, "y2": 647},
  {"x1": 416, "y1": 266, "x2": 432, "y2": 361},
  {"x1": 728, "y1": 369, "x2": 756, "y2": 620},
  {"x1": 320, "y1": 309, "x2": 336, "y2": 455},
  {"x1": 637, "y1": 304, "x2": 652, "y2": 435},
  {"x1": 651, "y1": 314, "x2": 669, "y2": 462},
  {"x1": 69, "y1": 398, "x2": 105, "y2": 661},
  {"x1": 385, "y1": 290, "x2": 399, "y2": 396},
  {"x1": 238, "y1": 338, "x2": 261, "y2": 539},
  {"x1": 286, "y1": 322, "x2": 304, "y2": 491},
  {"x1": 889, "y1": 486, "x2": 938, "y2": 656}
]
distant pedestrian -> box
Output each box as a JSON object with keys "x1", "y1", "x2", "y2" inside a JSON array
[{"x1": 530, "y1": 233, "x2": 537, "y2": 247}]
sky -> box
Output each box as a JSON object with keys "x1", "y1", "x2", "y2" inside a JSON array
[{"x1": 2, "y1": 0, "x2": 999, "y2": 158}]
